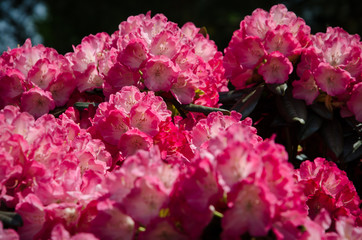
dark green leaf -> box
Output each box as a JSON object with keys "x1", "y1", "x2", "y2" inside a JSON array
[
  {"x1": 0, "y1": 211, "x2": 23, "y2": 228},
  {"x1": 182, "y1": 104, "x2": 230, "y2": 116},
  {"x1": 343, "y1": 139, "x2": 362, "y2": 163},
  {"x1": 298, "y1": 112, "x2": 323, "y2": 141},
  {"x1": 321, "y1": 118, "x2": 344, "y2": 157},
  {"x1": 230, "y1": 84, "x2": 265, "y2": 119},
  {"x1": 74, "y1": 102, "x2": 99, "y2": 110},
  {"x1": 310, "y1": 102, "x2": 333, "y2": 120},
  {"x1": 267, "y1": 83, "x2": 288, "y2": 96},
  {"x1": 276, "y1": 89, "x2": 307, "y2": 125}
]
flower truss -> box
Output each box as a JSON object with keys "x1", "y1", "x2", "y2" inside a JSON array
[{"x1": 0, "y1": 4, "x2": 361, "y2": 240}]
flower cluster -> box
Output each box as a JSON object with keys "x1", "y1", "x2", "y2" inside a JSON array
[
  {"x1": 101, "y1": 12, "x2": 228, "y2": 106},
  {"x1": 295, "y1": 158, "x2": 362, "y2": 239},
  {"x1": 0, "y1": 4, "x2": 361, "y2": 240},
  {"x1": 0, "y1": 105, "x2": 112, "y2": 239},
  {"x1": 0, "y1": 40, "x2": 76, "y2": 118},
  {"x1": 293, "y1": 27, "x2": 362, "y2": 121},
  {"x1": 223, "y1": 4, "x2": 311, "y2": 88},
  {"x1": 88, "y1": 85, "x2": 192, "y2": 163}
]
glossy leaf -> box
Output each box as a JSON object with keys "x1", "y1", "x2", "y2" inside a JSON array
[
  {"x1": 267, "y1": 83, "x2": 288, "y2": 96},
  {"x1": 343, "y1": 138, "x2": 362, "y2": 163},
  {"x1": 230, "y1": 84, "x2": 265, "y2": 119},
  {"x1": 298, "y1": 111, "x2": 323, "y2": 141},
  {"x1": 321, "y1": 118, "x2": 344, "y2": 158},
  {"x1": 276, "y1": 89, "x2": 307, "y2": 125},
  {"x1": 310, "y1": 102, "x2": 333, "y2": 120},
  {"x1": 0, "y1": 211, "x2": 23, "y2": 228}
]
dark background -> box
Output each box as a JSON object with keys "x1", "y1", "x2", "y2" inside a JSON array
[{"x1": 1, "y1": 0, "x2": 361, "y2": 54}]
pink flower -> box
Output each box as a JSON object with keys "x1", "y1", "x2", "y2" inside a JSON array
[
  {"x1": 0, "y1": 68, "x2": 26, "y2": 108},
  {"x1": 230, "y1": 36, "x2": 266, "y2": 69},
  {"x1": 334, "y1": 216, "x2": 362, "y2": 240},
  {"x1": 118, "y1": 38, "x2": 149, "y2": 69},
  {"x1": 66, "y1": 32, "x2": 110, "y2": 92},
  {"x1": 295, "y1": 158, "x2": 361, "y2": 220},
  {"x1": 118, "y1": 128, "x2": 153, "y2": 157},
  {"x1": 264, "y1": 25, "x2": 302, "y2": 56},
  {"x1": 150, "y1": 30, "x2": 179, "y2": 58},
  {"x1": 79, "y1": 199, "x2": 134, "y2": 240},
  {"x1": 224, "y1": 4, "x2": 311, "y2": 89},
  {"x1": 257, "y1": 51, "x2": 293, "y2": 84},
  {"x1": 347, "y1": 82, "x2": 362, "y2": 122},
  {"x1": 0, "y1": 222, "x2": 19, "y2": 240},
  {"x1": 123, "y1": 177, "x2": 169, "y2": 226},
  {"x1": 221, "y1": 181, "x2": 275, "y2": 238},
  {"x1": 292, "y1": 70, "x2": 319, "y2": 105},
  {"x1": 51, "y1": 224, "x2": 99, "y2": 240},
  {"x1": 314, "y1": 62, "x2": 351, "y2": 96},
  {"x1": 20, "y1": 86, "x2": 55, "y2": 118},
  {"x1": 16, "y1": 194, "x2": 46, "y2": 240},
  {"x1": 137, "y1": 218, "x2": 188, "y2": 240},
  {"x1": 142, "y1": 55, "x2": 180, "y2": 92}
]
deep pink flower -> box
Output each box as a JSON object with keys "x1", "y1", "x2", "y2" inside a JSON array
[
  {"x1": 118, "y1": 38, "x2": 149, "y2": 69},
  {"x1": 231, "y1": 36, "x2": 266, "y2": 69},
  {"x1": 257, "y1": 51, "x2": 293, "y2": 84}
]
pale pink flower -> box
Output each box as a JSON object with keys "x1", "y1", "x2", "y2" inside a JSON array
[{"x1": 334, "y1": 216, "x2": 362, "y2": 240}]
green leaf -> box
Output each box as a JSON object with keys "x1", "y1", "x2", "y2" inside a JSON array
[
  {"x1": 276, "y1": 89, "x2": 307, "y2": 125},
  {"x1": 298, "y1": 112, "x2": 323, "y2": 141},
  {"x1": 230, "y1": 83, "x2": 265, "y2": 119},
  {"x1": 343, "y1": 139, "x2": 362, "y2": 163},
  {"x1": 182, "y1": 104, "x2": 230, "y2": 116},
  {"x1": 74, "y1": 102, "x2": 99, "y2": 110},
  {"x1": 321, "y1": 118, "x2": 344, "y2": 158},
  {"x1": 310, "y1": 102, "x2": 333, "y2": 120},
  {"x1": 0, "y1": 211, "x2": 23, "y2": 228},
  {"x1": 267, "y1": 83, "x2": 288, "y2": 96}
]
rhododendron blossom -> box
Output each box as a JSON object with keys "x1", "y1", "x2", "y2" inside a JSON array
[
  {"x1": 224, "y1": 4, "x2": 311, "y2": 89},
  {"x1": 0, "y1": 39, "x2": 77, "y2": 116},
  {"x1": 0, "y1": 4, "x2": 361, "y2": 240},
  {"x1": 102, "y1": 12, "x2": 228, "y2": 106}
]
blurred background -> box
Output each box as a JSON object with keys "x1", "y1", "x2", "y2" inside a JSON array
[{"x1": 0, "y1": 0, "x2": 361, "y2": 54}]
